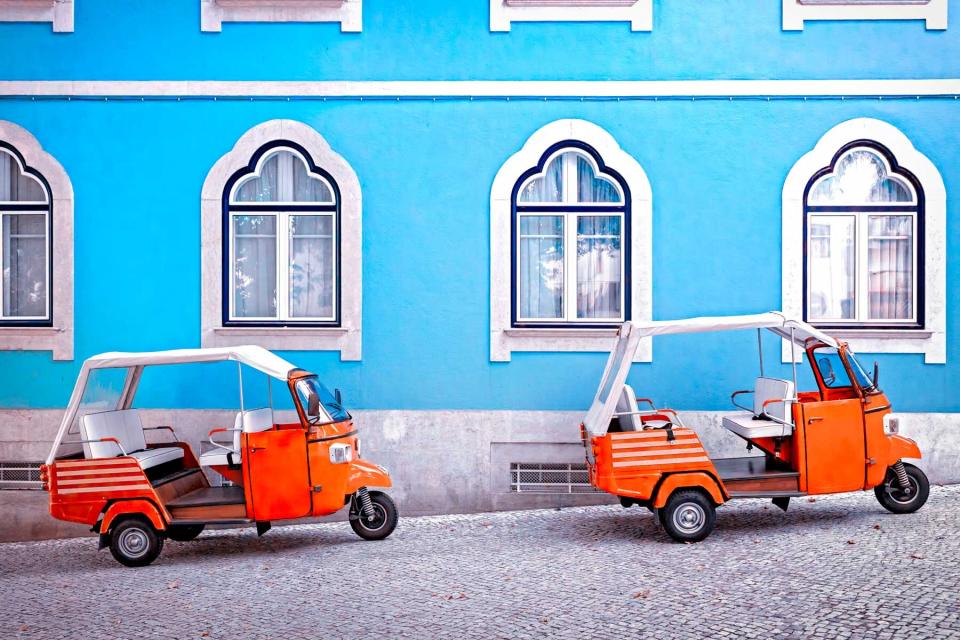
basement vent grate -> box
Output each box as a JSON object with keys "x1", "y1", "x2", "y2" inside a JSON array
[
  {"x1": 509, "y1": 462, "x2": 600, "y2": 494},
  {"x1": 0, "y1": 462, "x2": 43, "y2": 490}
]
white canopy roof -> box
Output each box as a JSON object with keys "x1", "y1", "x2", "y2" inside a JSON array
[
  {"x1": 582, "y1": 312, "x2": 839, "y2": 436},
  {"x1": 84, "y1": 345, "x2": 297, "y2": 381}
]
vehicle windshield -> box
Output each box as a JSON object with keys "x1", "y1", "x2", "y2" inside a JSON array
[
  {"x1": 846, "y1": 349, "x2": 879, "y2": 392},
  {"x1": 295, "y1": 376, "x2": 349, "y2": 425},
  {"x1": 811, "y1": 347, "x2": 852, "y2": 389}
]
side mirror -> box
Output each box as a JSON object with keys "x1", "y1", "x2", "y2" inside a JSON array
[
  {"x1": 335, "y1": 388, "x2": 343, "y2": 405},
  {"x1": 872, "y1": 361, "x2": 880, "y2": 388}
]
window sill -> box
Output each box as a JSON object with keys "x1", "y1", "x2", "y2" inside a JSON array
[
  {"x1": 494, "y1": 326, "x2": 649, "y2": 362},
  {"x1": 0, "y1": 326, "x2": 72, "y2": 360},
  {"x1": 827, "y1": 329, "x2": 933, "y2": 340},
  {"x1": 205, "y1": 326, "x2": 359, "y2": 360},
  {"x1": 504, "y1": 327, "x2": 619, "y2": 338}
]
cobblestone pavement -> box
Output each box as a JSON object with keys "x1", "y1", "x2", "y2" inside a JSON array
[{"x1": 2, "y1": 486, "x2": 959, "y2": 640}]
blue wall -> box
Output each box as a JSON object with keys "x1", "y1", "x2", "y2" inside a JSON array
[{"x1": 0, "y1": 2, "x2": 956, "y2": 412}]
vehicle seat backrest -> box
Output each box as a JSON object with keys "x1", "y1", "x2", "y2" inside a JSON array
[
  {"x1": 232, "y1": 412, "x2": 243, "y2": 451},
  {"x1": 80, "y1": 409, "x2": 146, "y2": 459},
  {"x1": 241, "y1": 408, "x2": 274, "y2": 434},
  {"x1": 753, "y1": 377, "x2": 795, "y2": 422},
  {"x1": 615, "y1": 385, "x2": 643, "y2": 431}
]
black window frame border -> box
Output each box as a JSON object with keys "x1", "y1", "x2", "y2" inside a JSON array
[
  {"x1": 510, "y1": 140, "x2": 632, "y2": 330},
  {"x1": 802, "y1": 138, "x2": 925, "y2": 331},
  {"x1": 221, "y1": 139, "x2": 342, "y2": 329}
]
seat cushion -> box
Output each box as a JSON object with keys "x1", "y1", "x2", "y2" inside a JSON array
[
  {"x1": 80, "y1": 409, "x2": 148, "y2": 459},
  {"x1": 753, "y1": 377, "x2": 795, "y2": 422},
  {"x1": 129, "y1": 447, "x2": 184, "y2": 470},
  {"x1": 198, "y1": 449, "x2": 241, "y2": 467},
  {"x1": 723, "y1": 412, "x2": 793, "y2": 439}
]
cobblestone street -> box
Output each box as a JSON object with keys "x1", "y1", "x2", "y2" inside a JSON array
[{"x1": 2, "y1": 485, "x2": 959, "y2": 640}]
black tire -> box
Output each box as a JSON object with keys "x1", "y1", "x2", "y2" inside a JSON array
[
  {"x1": 874, "y1": 463, "x2": 929, "y2": 514},
  {"x1": 108, "y1": 516, "x2": 164, "y2": 567},
  {"x1": 350, "y1": 491, "x2": 398, "y2": 541},
  {"x1": 165, "y1": 524, "x2": 205, "y2": 542},
  {"x1": 659, "y1": 490, "x2": 716, "y2": 543}
]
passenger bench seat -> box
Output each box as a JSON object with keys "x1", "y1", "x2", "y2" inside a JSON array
[{"x1": 80, "y1": 409, "x2": 184, "y2": 470}]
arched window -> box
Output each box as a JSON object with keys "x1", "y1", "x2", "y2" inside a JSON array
[
  {"x1": 803, "y1": 142, "x2": 922, "y2": 328},
  {"x1": 0, "y1": 144, "x2": 51, "y2": 325},
  {"x1": 513, "y1": 144, "x2": 629, "y2": 326},
  {"x1": 224, "y1": 143, "x2": 340, "y2": 325}
]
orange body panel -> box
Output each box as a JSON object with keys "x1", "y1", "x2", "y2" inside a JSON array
[
  {"x1": 101, "y1": 499, "x2": 167, "y2": 533},
  {"x1": 243, "y1": 427, "x2": 312, "y2": 521},
  {"x1": 652, "y1": 472, "x2": 725, "y2": 508},
  {"x1": 800, "y1": 398, "x2": 867, "y2": 494}
]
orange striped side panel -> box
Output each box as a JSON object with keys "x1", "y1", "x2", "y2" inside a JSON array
[
  {"x1": 608, "y1": 429, "x2": 710, "y2": 469},
  {"x1": 52, "y1": 460, "x2": 151, "y2": 495}
]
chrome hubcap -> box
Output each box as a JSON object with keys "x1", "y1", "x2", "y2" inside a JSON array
[
  {"x1": 360, "y1": 504, "x2": 387, "y2": 532},
  {"x1": 885, "y1": 477, "x2": 919, "y2": 505},
  {"x1": 673, "y1": 503, "x2": 706, "y2": 534},
  {"x1": 118, "y1": 528, "x2": 149, "y2": 558}
]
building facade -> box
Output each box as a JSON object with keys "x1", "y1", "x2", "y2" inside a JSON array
[{"x1": 1, "y1": 0, "x2": 958, "y2": 540}]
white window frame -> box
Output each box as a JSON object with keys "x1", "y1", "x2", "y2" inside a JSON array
[
  {"x1": 0, "y1": 121, "x2": 74, "y2": 360},
  {"x1": 202, "y1": 120, "x2": 362, "y2": 360},
  {"x1": 515, "y1": 150, "x2": 626, "y2": 325},
  {"x1": 491, "y1": 119, "x2": 652, "y2": 362},
  {"x1": 200, "y1": 0, "x2": 361, "y2": 32},
  {"x1": 0, "y1": 0, "x2": 74, "y2": 33},
  {"x1": 782, "y1": 118, "x2": 945, "y2": 363},
  {"x1": 782, "y1": 0, "x2": 947, "y2": 30},
  {"x1": 490, "y1": 0, "x2": 652, "y2": 32}
]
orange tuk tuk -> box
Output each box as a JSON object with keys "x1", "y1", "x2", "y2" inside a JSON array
[
  {"x1": 42, "y1": 346, "x2": 397, "y2": 566},
  {"x1": 582, "y1": 312, "x2": 928, "y2": 542}
]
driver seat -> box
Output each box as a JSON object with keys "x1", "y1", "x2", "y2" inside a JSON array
[{"x1": 198, "y1": 408, "x2": 274, "y2": 467}]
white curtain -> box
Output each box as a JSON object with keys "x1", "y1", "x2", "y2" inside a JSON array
[
  {"x1": 807, "y1": 215, "x2": 855, "y2": 320},
  {"x1": 576, "y1": 216, "x2": 621, "y2": 319},
  {"x1": 518, "y1": 156, "x2": 563, "y2": 203},
  {"x1": 289, "y1": 215, "x2": 334, "y2": 318},
  {"x1": 2, "y1": 214, "x2": 47, "y2": 318},
  {"x1": 232, "y1": 215, "x2": 277, "y2": 318},
  {"x1": 0, "y1": 150, "x2": 46, "y2": 203},
  {"x1": 0, "y1": 152, "x2": 11, "y2": 201},
  {"x1": 518, "y1": 216, "x2": 563, "y2": 318},
  {"x1": 577, "y1": 156, "x2": 620, "y2": 203},
  {"x1": 868, "y1": 215, "x2": 913, "y2": 320}
]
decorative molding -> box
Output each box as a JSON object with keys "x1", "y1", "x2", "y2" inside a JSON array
[
  {"x1": 201, "y1": 119, "x2": 362, "y2": 360},
  {"x1": 4, "y1": 79, "x2": 960, "y2": 99},
  {"x1": 490, "y1": 0, "x2": 652, "y2": 32},
  {"x1": 200, "y1": 0, "x2": 361, "y2": 32},
  {"x1": 782, "y1": 0, "x2": 947, "y2": 31},
  {"x1": 782, "y1": 117, "x2": 946, "y2": 364},
  {"x1": 0, "y1": 0, "x2": 73, "y2": 33},
  {"x1": 490, "y1": 119, "x2": 652, "y2": 362},
  {"x1": 0, "y1": 120, "x2": 74, "y2": 360}
]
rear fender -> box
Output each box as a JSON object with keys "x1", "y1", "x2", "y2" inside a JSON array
[
  {"x1": 652, "y1": 472, "x2": 726, "y2": 509},
  {"x1": 100, "y1": 499, "x2": 167, "y2": 535},
  {"x1": 886, "y1": 434, "x2": 922, "y2": 465},
  {"x1": 345, "y1": 458, "x2": 393, "y2": 494}
]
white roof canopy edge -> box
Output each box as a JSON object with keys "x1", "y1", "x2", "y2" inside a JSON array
[
  {"x1": 582, "y1": 312, "x2": 839, "y2": 437},
  {"x1": 46, "y1": 346, "x2": 297, "y2": 464}
]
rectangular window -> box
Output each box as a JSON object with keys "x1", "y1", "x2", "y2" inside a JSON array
[
  {"x1": 867, "y1": 215, "x2": 913, "y2": 321},
  {"x1": 232, "y1": 214, "x2": 278, "y2": 319},
  {"x1": 1, "y1": 213, "x2": 49, "y2": 320},
  {"x1": 518, "y1": 215, "x2": 564, "y2": 320},
  {"x1": 807, "y1": 215, "x2": 855, "y2": 322},
  {"x1": 289, "y1": 214, "x2": 335, "y2": 319},
  {"x1": 576, "y1": 216, "x2": 622, "y2": 320}
]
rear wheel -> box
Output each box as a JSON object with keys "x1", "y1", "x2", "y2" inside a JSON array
[
  {"x1": 659, "y1": 490, "x2": 716, "y2": 543},
  {"x1": 165, "y1": 524, "x2": 205, "y2": 542},
  {"x1": 875, "y1": 463, "x2": 929, "y2": 514},
  {"x1": 109, "y1": 516, "x2": 164, "y2": 567},
  {"x1": 350, "y1": 491, "x2": 398, "y2": 541}
]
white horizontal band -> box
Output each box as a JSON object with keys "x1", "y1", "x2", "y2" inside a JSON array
[
  {"x1": 57, "y1": 475, "x2": 145, "y2": 486},
  {"x1": 611, "y1": 438, "x2": 699, "y2": 450},
  {"x1": 610, "y1": 429, "x2": 693, "y2": 440},
  {"x1": 55, "y1": 458, "x2": 137, "y2": 468},
  {"x1": 2, "y1": 79, "x2": 960, "y2": 98},
  {"x1": 612, "y1": 456, "x2": 711, "y2": 468},
  {"x1": 55, "y1": 467, "x2": 142, "y2": 477},
  {"x1": 57, "y1": 484, "x2": 152, "y2": 495},
  {"x1": 612, "y1": 447, "x2": 705, "y2": 459}
]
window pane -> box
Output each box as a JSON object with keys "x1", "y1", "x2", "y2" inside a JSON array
[
  {"x1": 234, "y1": 150, "x2": 332, "y2": 203},
  {"x1": 812, "y1": 347, "x2": 853, "y2": 389},
  {"x1": 0, "y1": 150, "x2": 47, "y2": 203},
  {"x1": 289, "y1": 215, "x2": 335, "y2": 319},
  {"x1": 232, "y1": 215, "x2": 277, "y2": 318},
  {"x1": 577, "y1": 216, "x2": 621, "y2": 319},
  {"x1": 2, "y1": 214, "x2": 47, "y2": 318},
  {"x1": 808, "y1": 148, "x2": 913, "y2": 205},
  {"x1": 518, "y1": 155, "x2": 563, "y2": 203},
  {"x1": 518, "y1": 216, "x2": 563, "y2": 318},
  {"x1": 235, "y1": 152, "x2": 280, "y2": 202},
  {"x1": 577, "y1": 156, "x2": 621, "y2": 203},
  {"x1": 292, "y1": 158, "x2": 333, "y2": 203},
  {"x1": 807, "y1": 215, "x2": 855, "y2": 321},
  {"x1": 868, "y1": 215, "x2": 913, "y2": 320}
]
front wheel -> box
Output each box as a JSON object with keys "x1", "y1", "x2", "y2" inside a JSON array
[
  {"x1": 350, "y1": 491, "x2": 398, "y2": 541},
  {"x1": 659, "y1": 490, "x2": 716, "y2": 543},
  {"x1": 109, "y1": 516, "x2": 164, "y2": 567},
  {"x1": 875, "y1": 462, "x2": 929, "y2": 514}
]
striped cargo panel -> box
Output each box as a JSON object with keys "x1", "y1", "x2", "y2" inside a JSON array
[
  {"x1": 608, "y1": 428, "x2": 711, "y2": 469},
  {"x1": 52, "y1": 458, "x2": 152, "y2": 495}
]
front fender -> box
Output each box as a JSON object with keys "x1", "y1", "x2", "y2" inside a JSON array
[
  {"x1": 100, "y1": 499, "x2": 167, "y2": 534},
  {"x1": 345, "y1": 458, "x2": 393, "y2": 494},
  {"x1": 886, "y1": 433, "x2": 922, "y2": 465}
]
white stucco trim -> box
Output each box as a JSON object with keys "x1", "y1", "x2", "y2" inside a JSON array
[
  {"x1": 5, "y1": 79, "x2": 960, "y2": 99},
  {"x1": 782, "y1": 0, "x2": 947, "y2": 30},
  {"x1": 782, "y1": 117, "x2": 946, "y2": 364},
  {"x1": 490, "y1": 119, "x2": 652, "y2": 362},
  {"x1": 490, "y1": 0, "x2": 652, "y2": 32},
  {"x1": 0, "y1": 121, "x2": 74, "y2": 361},
  {"x1": 200, "y1": 0, "x2": 361, "y2": 32},
  {"x1": 0, "y1": 0, "x2": 73, "y2": 32},
  {"x1": 201, "y1": 119, "x2": 362, "y2": 360}
]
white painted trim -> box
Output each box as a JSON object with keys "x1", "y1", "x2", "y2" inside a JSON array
[
  {"x1": 782, "y1": 117, "x2": 946, "y2": 363},
  {"x1": 783, "y1": 0, "x2": 947, "y2": 31},
  {"x1": 491, "y1": 119, "x2": 652, "y2": 362},
  {"x1": 0, "y1": 121, "x2": 73, "y2": 361},
  {"x1": 6, "y1": 79, "x2": 960, "y2": 98},
  {"x1": 0, "y1": 0, "x2": 73, "y2": 33},
  {"x1": 201, "y1": 119, "x2": 362, "y2": 360},
  {"x1": 490, "y1": 0, "x2": 652, "y2": 32},
  {"x1": 200, "y1": 0, "x2": 361, "y2": 32}
]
